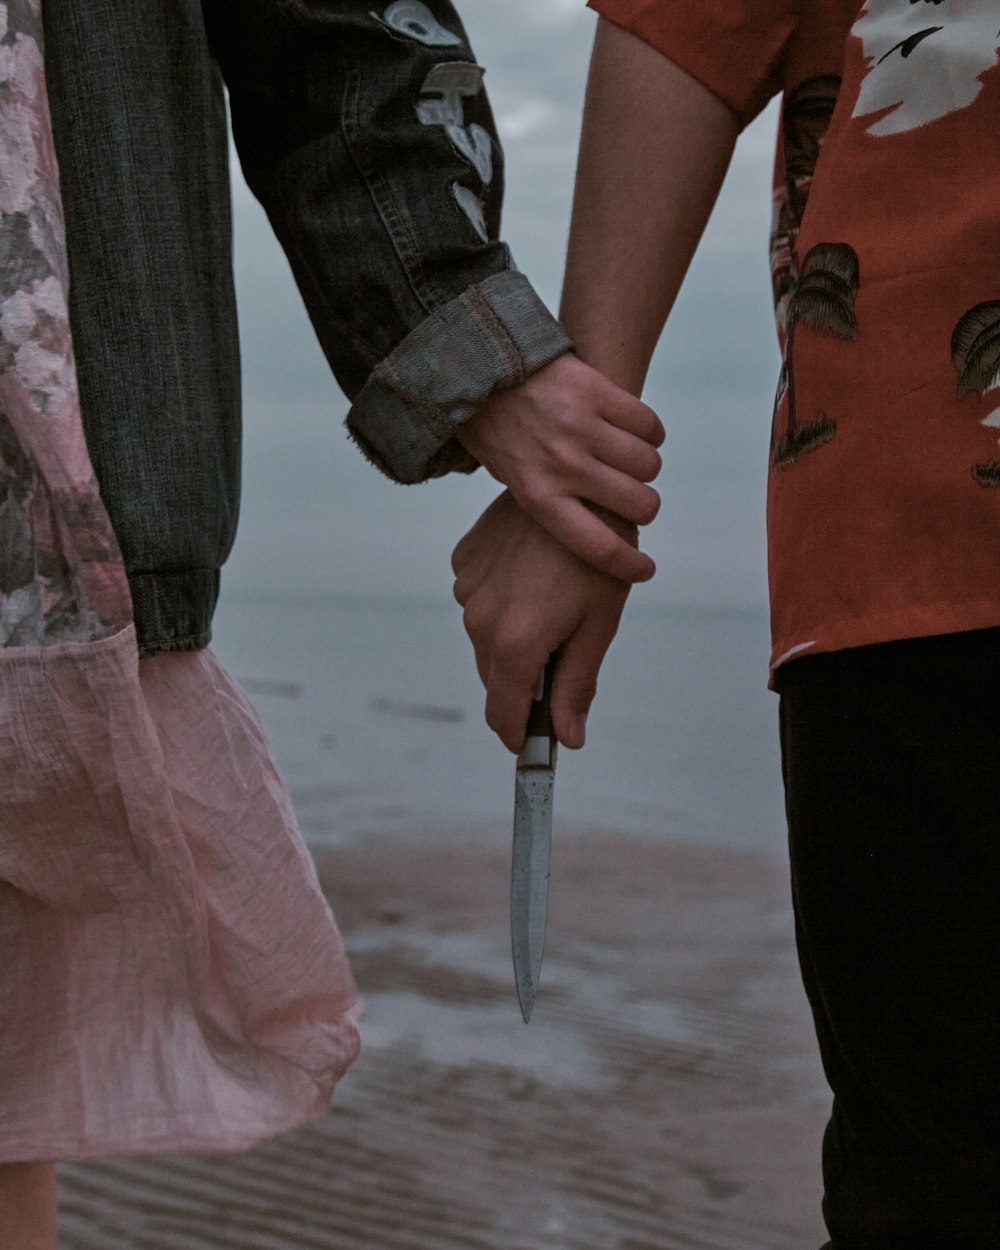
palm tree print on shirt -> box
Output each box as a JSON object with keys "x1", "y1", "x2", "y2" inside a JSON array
[
  {"x1": 772, "y1": 242, "x2": 860, "y2": 469},
  {"x1": 771, "y1": 75, "x2": 842, "y2": 318},
  {"x1": 952, "y1": 300, "x2": 1000, "y2": 487}
]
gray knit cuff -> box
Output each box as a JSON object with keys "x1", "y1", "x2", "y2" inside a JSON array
[{"x1": 346, "y1": 270, "x2": 573, "y2": 483}]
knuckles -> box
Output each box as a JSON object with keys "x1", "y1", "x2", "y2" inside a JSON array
[
  {"x1": 493, "y1": 626, "x2": 543, "y2": 666},
  {"x1": 464, "y1": 601, "x2": 547, "y2": 671},
  {"x1": 462, "y1": 598, "x2": 494, "y2": 640},
  {"x1": 531, "y1": 434, "x2": 583, "y2": 486}
]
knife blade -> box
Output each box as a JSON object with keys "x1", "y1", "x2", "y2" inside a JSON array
[{"x1": 511, "y1": 658, "x2": 557, "y2": 1023}]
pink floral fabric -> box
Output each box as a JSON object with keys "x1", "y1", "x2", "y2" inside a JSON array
[
  {"x1": 1, "y1": 0, "x2": 359, "y2": 1159},
  {"x1": 1, "y1": 0, "x2": 130, "y2": 646}
]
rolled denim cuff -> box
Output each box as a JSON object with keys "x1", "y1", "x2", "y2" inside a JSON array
[{"x1": 346, "y1": 270, "x2": 573, "y2": 483}]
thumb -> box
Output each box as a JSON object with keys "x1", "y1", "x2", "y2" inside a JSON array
[{"x1": 550, "y1": 613, "x2": 619, "y2": 750}]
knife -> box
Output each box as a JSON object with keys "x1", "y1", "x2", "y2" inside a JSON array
[{"x1": 511, "y1": 657, "x2": 557, "y2": 1023}]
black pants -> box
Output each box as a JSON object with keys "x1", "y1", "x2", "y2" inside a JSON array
[{"x1": 778, "y1": 629, "x2": 1000, "y2": 1249}]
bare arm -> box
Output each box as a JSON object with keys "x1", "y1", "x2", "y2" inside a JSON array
[
  {"x1": 561, "y1": 18, "x2": 740, "y2": 393},
  {"x1": 456, "y1": 19, "x2": 742, "y2": 751}
]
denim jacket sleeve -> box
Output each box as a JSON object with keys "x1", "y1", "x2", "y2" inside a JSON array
[{"x1": 202, "y1": 0, "x2": 572, "y2": 482}]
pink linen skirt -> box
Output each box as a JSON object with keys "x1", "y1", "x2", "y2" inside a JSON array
[{"x1": 0, "y1": 625, "x2": 360, "y2": 1162}]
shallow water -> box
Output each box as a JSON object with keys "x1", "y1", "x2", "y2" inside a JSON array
[{"x1": 211, "y1": 591, "x2": 787, "y2": 853}]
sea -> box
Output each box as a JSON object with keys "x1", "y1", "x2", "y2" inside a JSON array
[{"x1": 210, "y1": 590, "x2": 788, "y2": 857}]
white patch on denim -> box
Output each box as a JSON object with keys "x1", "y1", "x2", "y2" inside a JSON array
[
  {"x1": 415, "y1": 61, "x2": 495, "y2": 238},
  {"x1": 415, "y1": 64, "x2": 492, "y2": 181},
  {"x1": 446, "y1": 121, "x2": 492, "y2": 182},
  {"x1": 416, "y1": 62, "x2": 493, "y2": 181},
  {"x1": 851, "y1": 0, "x2": 1000, "y2": 136},
  {"x1": 452, "y1": 183, "x2": 488, "y2": 242},
  {"x1": 372, "y1": 1, "x2": 462, "y2": 47},
  {"x1": 415, "y1": 62, "x2": 484, "y2": 125}
]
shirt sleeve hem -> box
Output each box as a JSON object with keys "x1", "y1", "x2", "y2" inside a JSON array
[{"x1": 587, "y1": 0, "x2": 790, "y2": 130}]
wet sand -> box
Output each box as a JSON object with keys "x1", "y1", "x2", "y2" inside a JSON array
[{"x1": 58, "y1": 830, "x2": 830, "y2": 1250}]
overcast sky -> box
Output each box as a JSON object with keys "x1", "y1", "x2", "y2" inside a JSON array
[{"x1": 223, "y1": 0, "x2": 783, "y2": 611}]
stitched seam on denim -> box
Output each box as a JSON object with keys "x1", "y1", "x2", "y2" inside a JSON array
[
  {"x1": 362, "y1": 278, "x2": 532, "y2": 448},
  {"x1": 340, "y1": 61, "x2": 443, "y2": 315},
  {"x1": 138, "y1": 632, "x2": 210, "y2": 657},
  {"x1": 128, "y1": 567, "x2": 216, "y2": 577},
  {"x1": 375, "y1": 295, "x2": 517, "y2": 439},
  {"x1": 373, "y1": 359, "x2": 455, "y2": 441},
  {"x1": 466, "y1": 282, "x2": 524, "y2": 382}
]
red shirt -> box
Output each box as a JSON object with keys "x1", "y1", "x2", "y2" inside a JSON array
[{"x1": 590, "y1": 0, "x2": 1000, "y2": 676}]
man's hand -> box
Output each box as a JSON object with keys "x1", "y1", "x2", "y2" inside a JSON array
[
  {"x1": 452, "y1": 490, "x2": 632, "y2": 753},
  {"x1": 457, "y1": 353, "x2": 663, "y2": 584}
]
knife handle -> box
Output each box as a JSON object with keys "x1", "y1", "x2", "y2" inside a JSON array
[{"x1": 524, "y1": 658, "x2": 555, "y2": 740}]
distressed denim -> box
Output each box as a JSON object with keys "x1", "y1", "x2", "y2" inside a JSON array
[{"x1": 43, "y1": 0, "x2": 571, "y2": 656}]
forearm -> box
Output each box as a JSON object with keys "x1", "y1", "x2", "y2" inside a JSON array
[
  {"x1": 560, "y1": 18, "x2": 740, "y2": 394},
  {"x1": 204, "y1": 0, "x2": 570, "y2": 483}
]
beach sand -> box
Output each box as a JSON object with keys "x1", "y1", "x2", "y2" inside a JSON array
[{"x1": 58, "y1": 829, "x2": 831, "y2": 1250}]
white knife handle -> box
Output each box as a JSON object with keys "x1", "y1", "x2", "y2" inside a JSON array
[{"x1": 517, "y1": 736, "x2": 555, "y2": 768}]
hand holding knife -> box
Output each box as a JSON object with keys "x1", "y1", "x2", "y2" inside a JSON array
[
  {"x1": 452, "y1": 494, "x2": 642, "y2": 1020},
  {"x1": 510, "y1": 657, "x2": 557, "y2": 1023}
]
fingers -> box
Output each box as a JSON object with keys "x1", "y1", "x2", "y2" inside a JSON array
[
  {"x1": 549, "y1": 608, "x2": 623, "y2": 749},
  {"x1": 452, "y1": 489, "x2": 632, "y2": 754},
  {"x1": 472, "y1": 576, "x2": 628, "y2": 755},
  {"x1": 485, "y1": 672, "x2": 540, "y2": 754},
  {"x1": 477, "y1": 608, "x2": 623, "y2": 754},
  {"x1": 589, "y1": 418, "x2": 662, "y2": 483},
  {"x1": 598, "y1": 383, "x2": 665, "y2": 447},
  {"x1": 577, "y1": 459, "x2": 661, "y2": 528},
  {"x1": 536, "y1": 496, "x2": 655, "y2": 583},
  {"x1": 485, "y1": 649, "x2": 550, "y2": 753},
  {"x1": 520, "y1": 398, "x2": 662, "y2": 491}
]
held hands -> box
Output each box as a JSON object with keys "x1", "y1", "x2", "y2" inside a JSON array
[
  {"x1": 452, "y1": 490, "x2": 632, "y2": 754},
  {"x1": 457, "y1": 353, "x2": 663, "y2": 584}
]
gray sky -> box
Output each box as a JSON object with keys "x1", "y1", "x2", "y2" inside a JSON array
[{"x1": 224, "y1": 0, "x2": 782, "y2": 611}]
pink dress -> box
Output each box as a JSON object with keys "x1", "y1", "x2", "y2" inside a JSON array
[{"x1": 0, "y1": 0, "x2": 359, "y2": 1161}]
